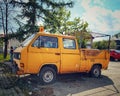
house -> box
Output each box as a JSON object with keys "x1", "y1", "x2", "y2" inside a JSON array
[
  {"x1": 112, "y1": 33, "x2": 120, "y2": 50},
  {"x1": 115, "y1": 40, "x2": 120, "y2": 50},
  {"x1": 0, "y1": 33, "x2": 20, "y2": 53}
]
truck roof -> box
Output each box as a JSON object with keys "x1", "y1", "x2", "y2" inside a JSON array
[{"x1": 37, "y1": 32, "x2": 76, "y2": 39}]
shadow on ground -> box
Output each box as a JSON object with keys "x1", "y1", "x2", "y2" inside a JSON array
[{"x1": 15, "y1": 73, "x2": 116, "y2": 96}]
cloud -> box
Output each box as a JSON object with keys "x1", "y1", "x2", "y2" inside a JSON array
[
  {"x1": 93, "y1": 0, "x2": 104, "y2": 6},
  {"x1": 80, "y1": 0, "x2": 120, "y2": 35}
]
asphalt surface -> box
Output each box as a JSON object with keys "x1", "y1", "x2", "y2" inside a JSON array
[{"x1": 44, "y1": 61, "x2": 120, "y2": 96}]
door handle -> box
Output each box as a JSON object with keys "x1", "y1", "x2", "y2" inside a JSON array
[{"x1": 55, "y1": 53, "x2": 60, "y2": 55}]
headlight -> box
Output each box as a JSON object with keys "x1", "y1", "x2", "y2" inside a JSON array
[
  {"x1": 18, "y1": 54, "x2": 21, "y2": 59},
  {"x1": 14, "y1": 52, "x2": 21, "y2": 60}
]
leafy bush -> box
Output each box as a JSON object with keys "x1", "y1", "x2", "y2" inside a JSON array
[{"x1": 0, "y1": 53, "x2": 10, "y2": 62}]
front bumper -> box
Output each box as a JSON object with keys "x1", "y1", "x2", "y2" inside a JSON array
[{"x1": 12, "y1": 62, "x2": 24, "y2": 75}]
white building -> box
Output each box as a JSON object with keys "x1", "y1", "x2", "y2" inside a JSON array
[
  {"x1": 112, "y1": 33, "x2": 120, "y2": 50},
  {"x1": 0, "y1": 34, "x2": 20, "y2": 53}
]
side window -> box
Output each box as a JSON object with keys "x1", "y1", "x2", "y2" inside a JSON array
[
  {"x1": 32, "y1": 36, "x2": 58, "y2": 48},
  {"x1": 32, "y1": 37, "x2": 40, "y2": 47},
  {"x1": 63, "y1": 38, "x2": 76, "y2": 49}
]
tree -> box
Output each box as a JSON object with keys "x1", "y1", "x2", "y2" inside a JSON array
[
  {"x1": 0, "y1": 0, "x2": 9, "y2": 58},
  {"x1": 0, "y1": 0, "x2": 19, "y2": 58},
  {"x1": 44, "y1": 7, "x2": 71, "y2": 33},
  {"x1": 92, "y1": 40, "x2": 116, "y2": 50},
  {"x1": 10, "y1": 0, "x2": 73, "y2": 38},
  {"x1": 110, "y1": 40, "x2": 116, "y2": 49},
  {"x1": 66, "y1": 18, "x2": 89, "y2": 48},
  {"x1": 0, "y1": 38, "x2": 3, "y2": 47},
  {"x1": 65, "y1": 17, "x2": 88, "y2": 34}
]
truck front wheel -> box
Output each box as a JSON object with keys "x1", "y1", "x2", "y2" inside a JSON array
[
  {"x1": 90, "y1": 65, "x2": 101, "y2": 78},
  {"x1": 39, "y1": 67, "x2": 56, "y2": 84}
]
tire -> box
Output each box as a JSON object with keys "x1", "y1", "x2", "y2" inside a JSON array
[
  {"x1": 90, "y1": 65, "x2": 101, "y2": 78},
  {"x1": 39, "y1": 67, "x2": 56, "y2": 84}
]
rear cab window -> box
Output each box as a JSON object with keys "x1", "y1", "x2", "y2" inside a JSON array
[{"x1": 63, "y1": 38, "x2": 76, "y2": 49}]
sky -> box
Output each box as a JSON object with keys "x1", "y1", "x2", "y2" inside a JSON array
[
  {"x1": 68, "y1": 0, "x2": 120, "y2": 36},
  {"x1": 0, "y1": 0, "x2": 120, "y2": 37}
]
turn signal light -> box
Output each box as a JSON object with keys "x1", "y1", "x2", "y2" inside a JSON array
[{"x1": 20, "y1": 63, "x2": 24, "y2": 68}]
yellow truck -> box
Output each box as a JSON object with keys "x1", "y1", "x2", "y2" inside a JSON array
[{"x1": 13, "y1": 28, "x2": 110, "y2": 84}]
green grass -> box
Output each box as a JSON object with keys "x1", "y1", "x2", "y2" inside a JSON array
[{"x1": 0, "y1": 53, "x2": 10, "y2": 62}]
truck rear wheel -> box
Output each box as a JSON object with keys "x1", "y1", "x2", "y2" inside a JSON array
[
  {"x1": 90, "y1": 65, "x2": 101, "y2": 78},
  {"x1": 39, "y1": 67, "x2": 56, "y2": 84}
]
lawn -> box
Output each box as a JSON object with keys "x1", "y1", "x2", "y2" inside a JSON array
[{"x1": 0, "y1": 53, "x2": 10, "y2": 62}]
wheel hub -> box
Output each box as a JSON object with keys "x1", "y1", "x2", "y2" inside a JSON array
[
  {"x1": 94, "y1": 69, "x2": 99, "y2": 77},
  {"x1": 43, "y1": 71, "x2": 53, "y2": 83}
]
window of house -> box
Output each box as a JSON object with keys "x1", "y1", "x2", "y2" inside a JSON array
[
  {"x1": 63, "y1": 38, "x2": 76, "y2": 49},
  {"x1": 32, "y1": 36, "x2": 58, "y2": 48}
]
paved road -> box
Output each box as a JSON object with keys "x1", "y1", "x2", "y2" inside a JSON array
[
  {"x1": 0, "y1": 61, "x2": 120, "y2": 96},
  {"x1": 40, "y1": 61, "x2": 120, "y2": 96}
]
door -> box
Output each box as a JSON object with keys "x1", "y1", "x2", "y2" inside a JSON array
[
  {"x1": 60, "y1": 38, "x2": 80, "y2": 73},
  {"x1": 27, "y1": 35, "x2": 60, "y2": 73}
]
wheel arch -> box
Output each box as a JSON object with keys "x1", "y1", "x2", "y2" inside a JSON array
[
  {"x1": 91, "y1": 63, "x2": 102, "y2": 70},
  {"x1": 39, "y1": 64, "x2": 58, "y2": 73}
]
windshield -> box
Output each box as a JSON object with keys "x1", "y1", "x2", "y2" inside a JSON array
[{"x1": 21, "y1": 34, "x2": 35, "y2": 46}]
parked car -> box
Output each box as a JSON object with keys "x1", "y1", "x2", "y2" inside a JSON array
[{"x1": 110, "y1": 49, "x2": 120, "y2": 61}]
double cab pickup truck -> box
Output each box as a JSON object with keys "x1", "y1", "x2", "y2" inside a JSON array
[{"x1": 13, "y1": 27, "x2": 110, "y2": 84}]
